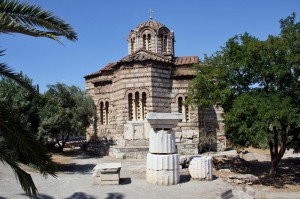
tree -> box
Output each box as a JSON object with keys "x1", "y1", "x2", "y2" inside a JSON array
[
  {"x1": 0, "y1": 0, "x2": 77, "y2": 41},
  {"x1": 38, "y1": 83, "x2": 95, "y2": 153},
  {"x1": 188, "y1": 13, "x2": 300, "y2": 177},
  {"x1": 0, "y1": 0, "x2": 77, "y2": 197}
]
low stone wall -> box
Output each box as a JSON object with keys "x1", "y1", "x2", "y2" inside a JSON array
[
  {"x1": 109, "y1": 146, "x2": 149, "y2": 159},
  {"x1": 177, "y1": 143, "x2": 199, "y2": 155},
  {"x1": 81, "y1": 142, "x2": 111, "y2": 156},
  {"x1": 109, "y1": 143, "x2": 199, "y2": 159}
]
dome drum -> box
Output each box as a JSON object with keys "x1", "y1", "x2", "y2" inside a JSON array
[{"x1": 128, "y1": 20, "x2": 175, "y2": 56}]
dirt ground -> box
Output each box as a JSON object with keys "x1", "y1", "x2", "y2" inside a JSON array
[
  {"x1": 213, "y1": 147, "x2": 300, "y2": 198},
  {"x1": 0, "y1": 147, "x2": 300, "y2": 199}
]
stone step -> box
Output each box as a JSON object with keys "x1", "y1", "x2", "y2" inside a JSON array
[{"x1": 147, "y1": 153, "x2": 180, "y2": 170}]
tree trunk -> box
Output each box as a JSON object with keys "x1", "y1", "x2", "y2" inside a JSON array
[
  {"x1": 55, "y1": 137, "x2": 63, "y2": 153},
  {"x1": 59, "y1": 133, "x2": 70, "y2": 153},
  {"x1": 269, "y1": 157, "x2": 280, "y2": 177},
  {"x1": 268, "y1": 127, "x2": 287, "y2": 177}
]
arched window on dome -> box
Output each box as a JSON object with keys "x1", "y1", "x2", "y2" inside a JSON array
[
  {"x1": 162, "y1": 34, "x2": 168, "y2": 53},
  {"x1": 131, "y1": 37, "x2": 135, "y2": 53},
  {"x1": 147, "y1": 34, "x2": 151, "y2": 51},
  {"x1": 143, "y1": 34, "x2": 147, "y2": 49}
]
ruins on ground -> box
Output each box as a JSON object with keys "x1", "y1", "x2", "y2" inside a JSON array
[{"x1": 84, "y1": 17, "x2": 225, "y2": 157}]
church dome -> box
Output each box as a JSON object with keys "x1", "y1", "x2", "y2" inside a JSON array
[
  {"x1": 128, "y1": 19, "x2": 175, "y2": 56},
  {"x1": 134, "y1": 20, "x2": 167, "y2": 32}
]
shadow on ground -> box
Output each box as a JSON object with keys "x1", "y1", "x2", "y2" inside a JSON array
[
  {"x1": 105, "y1": 193, "x2": 124, "y2": 199},
  {"x1": 245, "y1": 157, "x2": 300, "y2": 188},
  {"x1": 215, "y1": 156, "x2": 300, "y2": 189},
  {"x1": 120, "y1": 177, "x2": 131, "y2": 185},
  {"x1": 55, "y1": 162, "x2": 95, "y2": 174},
  {"x1": 180, "y1": 174, "x2": 190, "y2": 183},
  {"x1": 20, "y1": 193, "x2": 54, "y2": 199},
  {"x1": 64, "y1": 192, "x2": 97, "y2": 199},
  {"x1": 22, "y1": 192, "x2": 97, "y2": 199}
]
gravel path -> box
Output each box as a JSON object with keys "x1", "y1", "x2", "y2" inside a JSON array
[
  {"x1": 1, "y1": 151, "x2": 300, "y2": 199},
  {"x1": 0, "y1": 154, "x2": 231, "y2": 199}
]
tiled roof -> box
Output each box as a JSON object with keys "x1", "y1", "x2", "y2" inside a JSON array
[
  {"x1": 101, "y1": 62, "x2": 117, "y2": 70},
  {"x1": 84, "y1": 62, "x2": 117, "y2": 78},
  {"x1": 119, "y1": 48, "x2": 173, "y2": 63},
  {"x1": 174, "y1": 56, "x2": 199, "y2": 65},
  {"x1": 85, "y1": 51, "x2": 198, "y2": 79}
]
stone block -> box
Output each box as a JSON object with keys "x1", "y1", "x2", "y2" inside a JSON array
[
  {"x1": 146, "y1": 169, "x2": 180, "y2": 185},
  {"x1": 93, "y1": 176, "x2": 101, "y2": 185},
  {"x1": 101, "y1": 173, "x2": 120, "y2": 181},
  {"x1": 93, "y1": 163, "x2": 121, "y2": 173},
  {"x1": 175, "y1": 138, "x2": 181, "y2": 143},
  {"x1": 146, "y1": 112, "x2": 183, "y2": 128},
  {"x1": 124, "y1": 123, "x2": 134, "y2": 140},
  {"x1": 147, "y1": 153, "x2": 180, "y2": 170},
  {"x1": 134, "y1": 125, "x2": 144, "y2": 139},
  {"x1": 215, "y1": 188, "x2": 234, "y2": 199},
  {"x1": 149, "y1": 129, "x2": 176, "y2": 154},
  {"x1": 144, "y1": 122, "x2": 151, "y2": 139},
  {"x1": 92, "y1": 163, "x2": 121, "y2": 185},
  {"x1": 175, "y1": 131, "x2": 182, "y2": 138},
  {"x1": 100, "y1": 180, "x2": 119, "y2": 185},
  {"x1": 182, "y1": 130, "x2": 195, "y2": 139},
  {"x1": 188, "y1": 156, "x2": 212, "y2": 180}
]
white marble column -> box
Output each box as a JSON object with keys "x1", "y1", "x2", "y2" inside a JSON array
[{"x1": 146, "y1": 112, "x2": 183, "y2": 185}]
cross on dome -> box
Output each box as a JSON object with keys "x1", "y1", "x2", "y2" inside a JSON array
[{"x1": 148, "y1": 9, "x2": 154, "y2": 20}]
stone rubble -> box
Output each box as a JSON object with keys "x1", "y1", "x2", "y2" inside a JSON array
[
  {"x1": 188, "y1": 156, "x2": 213, "y2": 180},
  {"x1": 225, "y1": 174, "x2": 259, "y2": 185}
]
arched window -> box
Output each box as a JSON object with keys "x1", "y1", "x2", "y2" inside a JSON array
[
  {"x1": 147, "y1": 34, "x2": 151, "y2": 50},
  {"x1": 162, "y1": 35, "x2": 168, "y2": 53},
  {"x1": 178, "y1": 97, "x2": 183, "y2": 113},
  {"x1": 131, "y1": 37, "x2": 135, "y2": 53},
  {"x1": 105, "y1": 101, "x2": 109, "y2": 124},
  {"x1": 135, "y1": 92, "x2": 142, "y2": 120},
  {"x1": 143, "y1": 34, "x2": 146, "y2": 49},
  {"x1": 100, "y1": 102, "x2": 104, "y2": 124},
  {"x1": 128, "y1": 93, "x2": 133, "y2": 121},
  {"x1": 142, "y1": 92, "x2": 147, "y2": 119},
  {"x1": 185, "y1": 97, "x2": 190, "y2": 122},
  {"x1": 177, "y1": 96, "x2": 190, "y2": 122}
]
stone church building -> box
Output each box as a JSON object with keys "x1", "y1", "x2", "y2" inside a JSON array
[{"x1": 84, "y1": 18, "x2": 225, "y2": 158}]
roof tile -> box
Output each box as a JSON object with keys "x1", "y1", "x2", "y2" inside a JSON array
[{"x1": 174, "y1": 56, "x2": 199, "y2": 65}]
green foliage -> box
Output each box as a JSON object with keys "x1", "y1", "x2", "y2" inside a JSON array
[
  {"x1": 0, "y1": 0, "x2": 78, "y2": 197},
  {"x1": 0, "y1": 75, "x2": 56, "y2": 198},
  {"x1": 0, "y1": 0, "x2": 77, "y2": 41},
  {"x1": 38, "y1": 83, "x2": 95, "y2": 151},
  {"x1": 189, "y1": 13, "x2": 300, "y2": 175},
  {"x1": 0, "y1": 74, "x2": 39, "y2": 133}
]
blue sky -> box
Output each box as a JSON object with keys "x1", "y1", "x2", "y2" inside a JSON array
[{"x1": 1, "y1": 0, "x2": 299, "y2": 92}]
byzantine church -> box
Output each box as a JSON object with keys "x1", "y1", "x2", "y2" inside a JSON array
[{"x1": 84, "y1": 16, "x2": 225, "y2": 157}]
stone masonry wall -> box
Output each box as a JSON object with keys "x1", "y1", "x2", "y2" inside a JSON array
[{"x1": 85, "y1": 62, "x2": 225, "y2": 154}]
